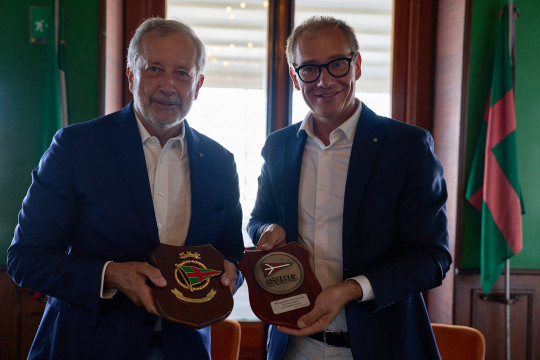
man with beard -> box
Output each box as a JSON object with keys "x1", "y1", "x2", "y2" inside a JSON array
[{"x1": 7, "y1": 18, "x2": 244, "y2": 360}]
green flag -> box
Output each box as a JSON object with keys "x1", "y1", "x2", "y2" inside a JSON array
[
  {"x1": 36, "y1": 0, "x2": 67, "y2": 165},
  {"x1": 465, "y1": 4, "x2": 523, "y2": 295}
]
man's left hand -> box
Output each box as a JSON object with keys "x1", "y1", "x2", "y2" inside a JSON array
[
  {"x1": 221, "y1": 260, "x2": 237, "y2": 294},
  {"x1": 277, "y1": 280, "x2": 363, "y2": 336}
]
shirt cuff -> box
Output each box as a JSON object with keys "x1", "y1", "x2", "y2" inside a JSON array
[
  {"x1": 259, "y1": 223, "x2": 276, "y2": 241},
  {"x1": 348, "y1": 275, "x2": 375, "y2": 301},
  {"x1": 101, "y1": 261, "x2": 118, "y2": 299}
]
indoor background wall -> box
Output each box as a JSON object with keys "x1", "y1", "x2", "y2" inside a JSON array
[
  {"x1": 0, "y1": 0, "x2": 99, "y2": 264},
  {"x1": 461, "y1": 0, "x2": 540, "y2": 270},
  {"x1": 1, "y1": 0, "x2": 539, "y2": 359},
  {"x1": 455, "y1": 2, "x2": 540, "y2": 355},
  {"x1": 1, "y1": 0, "x2": 539, "y2": 301}
]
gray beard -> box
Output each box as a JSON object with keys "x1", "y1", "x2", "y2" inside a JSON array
[
  {"x1": 140, "y1": 100, "x2": 184, "y2": 130},
  {"x1": 144, "y1": 111, "x2": 182, "y2": 130}
]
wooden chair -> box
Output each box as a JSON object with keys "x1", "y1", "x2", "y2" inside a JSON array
[
  {"x1": 211, "y1": 318, "x2": 242, "y2": 360},
  {"x1": 432, "y1": 323, "x2": 486, "y2": 360}
]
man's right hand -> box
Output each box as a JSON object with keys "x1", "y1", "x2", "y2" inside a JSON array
[
  {"x1": 104, "y1": 262, "x2": 167, "y2": 316},
  {"x1": 256, "y1": 224, "x2": 287, "y2": 250}
]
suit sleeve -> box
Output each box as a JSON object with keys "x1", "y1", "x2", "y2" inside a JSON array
[
  {"x1": 7, "y1": 128, "x2": 106, "y2": 314},
  {"x1": 361, "y1": 128, "x2": 452, "y2": 312}
]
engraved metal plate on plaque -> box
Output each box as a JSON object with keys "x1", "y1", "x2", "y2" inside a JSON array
[{"x1": 254, "y1": 252, "x2": 305, "y2": 295}]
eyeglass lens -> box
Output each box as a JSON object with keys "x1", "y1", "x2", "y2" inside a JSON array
[{"x1": 297, "y1": 58, "x2": 351, "y2": 83}]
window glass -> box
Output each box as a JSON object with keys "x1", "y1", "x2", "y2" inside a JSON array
[
  {"x1": 166, "y1": 0, "x2": 269, "y2": 321},
  {"x1": 292, "y1": 0, "x2": 393, "y2": 122}
]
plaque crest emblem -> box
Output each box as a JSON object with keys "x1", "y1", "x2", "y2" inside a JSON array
[
  {"x1": 171, "y1": 251, "x2": 222, "y2": 303},
  {"x1": 255, "y1": 252, "x2": 304, "y2": 295}
]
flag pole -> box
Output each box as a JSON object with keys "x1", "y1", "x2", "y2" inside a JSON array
[
  {"x1": 506, "y1": 259, "x2": 511, "y2": 360},
  {"x1": 506, "y1": 2, "x2": 514, "y2": 359},
  {"x1": 506, "y1": 4, "x2": 511, "y2": 357}
]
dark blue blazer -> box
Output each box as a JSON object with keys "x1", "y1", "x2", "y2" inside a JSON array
[
  {"x1": 7, "y1": 102, "x2": 245, "y2": 360},
  {"x1": 247, "y1": 103, "x2": 452, "y2": 359}
]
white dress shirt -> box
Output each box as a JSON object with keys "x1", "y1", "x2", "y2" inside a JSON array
[
  {"x1": 136, "y1": 115, "x2": 191, "y2": 246},
  {"x1": 100, "y1": 114, "x2": 191, "y2": 298},
  {"x1": 285, "y1": 100, "x2": 373, "y2": 359}
]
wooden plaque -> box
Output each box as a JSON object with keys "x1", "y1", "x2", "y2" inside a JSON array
[
  {"x1": 238, "y1": 242, "x2": 322, "y2": 329},
  {"x1": 149, "y1": 244, "x2": 232, "y2": 329}
]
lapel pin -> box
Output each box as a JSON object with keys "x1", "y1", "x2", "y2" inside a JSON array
[
  {"x1": 373, "y1": 138, "x2": 378, "y2": 143},
  {"x1": 200, "y1": 153, "x2": 204, "y2": 157}
]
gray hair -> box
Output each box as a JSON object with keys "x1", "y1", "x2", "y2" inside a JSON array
[
  {"x1": 285, "y1": 16, "x2": 359, "y2": 68},
  {"x1": 127, "y1": 17, "x2": 206, "y2": 75}
]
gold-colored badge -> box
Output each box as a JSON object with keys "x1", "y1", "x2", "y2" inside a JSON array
[
  {"x1": 171, "y1": 251, "x2": 222, "y2": 303},
  {"x1": 254, "y1": 252, "x2": 304, "y2": 295}
]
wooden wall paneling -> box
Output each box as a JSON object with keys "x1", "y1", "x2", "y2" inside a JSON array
[
  {"x1": 0, "y1": 269, "x2": 20, "y2": 360},
  {"x1": 428, "y1": 0, "x2": 470, "y2": 324},
  {"x1": 406, "y1": 0, "x2": 436, "y2": 130},
  {"x1": 453, "y1": 0, "x2": 473, "y2": 273},
  {"x1": 391, "y1": 0, "x2": 436, "y2": 130},
  {"x1": 0, "y1": 268, "x2": 46, "y2": 360},
  {"x1": 99, "y1": 0, "x2": 125, "y2": 116},
  {"x1": 455, "y1": 270, "x2": 540, "y2": 360},
  {"x1": 122, "y1": 0, "x2": 166, "y2": 106},
  {"x1": 394, "y1": 0, "x2": 461, "y2": 323},
  {"x1": 390, "y1": 0, "x2": 409, "y2": 123},
  {"x1": 266, "y1": 0, "x2": 293, "y2": 134}
]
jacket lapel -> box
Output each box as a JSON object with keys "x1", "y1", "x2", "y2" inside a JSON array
[
  {"x1": 342, "y1": 104, "x2": 385, "y2": 249},
  {"x1": 281, "y1": 126, "x2": 307, "y2": 242},
  {"x1": 109, "y1": 103, "x2": 159, "y2": 246},
  {"x1": 183, "y1": 121, "x2": 205, "y2": 245}
]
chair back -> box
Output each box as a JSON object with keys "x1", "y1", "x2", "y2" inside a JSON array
[
  {"x1": 432, "y1": 323, "x2": 485, "y2": 360},
  {"x1": 211, "y1": 318, "x2": 242, "y2": 360}
]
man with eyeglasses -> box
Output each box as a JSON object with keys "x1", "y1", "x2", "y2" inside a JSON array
[{"x1": 248, "y1": 16, "x2": 451, "y2": 359}]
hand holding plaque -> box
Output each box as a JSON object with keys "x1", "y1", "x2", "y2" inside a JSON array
[
  {"x1": 238, "y1": 242, "x2": 322, "y2": 329},
  {"x1": 149, "y1": 244, "x2": 233, "y2": 329}
]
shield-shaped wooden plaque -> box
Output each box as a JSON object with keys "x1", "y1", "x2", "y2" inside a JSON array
[
  {"x1": 149, "y1": 244, "x2": 232, "y2": 329},
  {"x1": 238, "y1": 242, "x2": 322, "y2": 329}
]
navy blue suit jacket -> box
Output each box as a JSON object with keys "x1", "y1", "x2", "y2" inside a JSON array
[
  {"x1": 7, "y1": 102, "x2": 245, "y2": 360},
  {"x1": 247, "y1": 103, "x2": 452, "y2": 359}
]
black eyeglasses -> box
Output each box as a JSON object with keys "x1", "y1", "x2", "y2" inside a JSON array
[{"x1": 294, "y1": 54, "x2": 355, "y2": 83}]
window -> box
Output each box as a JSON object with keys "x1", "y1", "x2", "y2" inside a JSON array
[
  {"x1": 167, "y1": 0, "x2": 268, "y2": 247},
  {"x1": 165, "y1": 0, "x2": 393, "y2": 321},
  {"x1": 167, "y1": 0, "x2": 270, "y2": 321}
]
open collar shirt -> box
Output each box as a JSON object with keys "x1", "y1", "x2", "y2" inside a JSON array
[
  {"x1": 135, "y1": 114, "x2": 191, "y2": 246},
  {"x1": 100, "y1": 114, "x2": 192, "y2": 299},
  {"x1": 296, "y1": 100, "x2": 373, "y2": 332}
]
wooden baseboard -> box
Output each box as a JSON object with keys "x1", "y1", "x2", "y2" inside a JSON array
[{"x1": 455, "y1": 269, "x2": 540, "y2": 360}]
